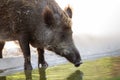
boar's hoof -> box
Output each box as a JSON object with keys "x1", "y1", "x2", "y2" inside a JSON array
[
  {"x1": 74, "y1": 61, "x2": 83, "y2": 67},
  {"x1": 42, "y1": 63, "x2": 48, "y2": 68},
  {"x1": 39, "y1": 62, "x2": 48, "y2": 68}
]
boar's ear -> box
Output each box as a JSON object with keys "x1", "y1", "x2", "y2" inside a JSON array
[
  {"x1": 42, "y1": 6, "x2": 55, "y2": 26},
  {"x1": 64, "y1": 5, "x2": 73, "y2": 18}
]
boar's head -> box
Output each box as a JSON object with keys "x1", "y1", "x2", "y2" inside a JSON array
[{"x1": 42, "y1": 6, "x2": 82, "y2": 67}]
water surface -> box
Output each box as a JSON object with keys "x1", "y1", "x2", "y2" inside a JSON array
[{"x1": 0, "y1": 56, "x2": 120, "y2": 80}]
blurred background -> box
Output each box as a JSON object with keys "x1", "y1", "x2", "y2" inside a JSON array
[{"x1": 56, "y1": 0, "x2": 120, "y2": 36}]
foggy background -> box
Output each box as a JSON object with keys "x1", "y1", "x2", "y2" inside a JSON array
[{"x1": 56, "y1": 0, "x2": 120, "y2": 36}]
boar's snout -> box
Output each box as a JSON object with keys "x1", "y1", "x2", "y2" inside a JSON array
[
  {"x1": 62, "y1": 48, "x2": 82, "y2": 67},
  {"x1": 46, "y1": 44, "x2": 82, "y2": 67}
]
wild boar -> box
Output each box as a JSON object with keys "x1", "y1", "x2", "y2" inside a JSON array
[{"x1": 0, "y1": 0, "x2": 82, "y2": 70}]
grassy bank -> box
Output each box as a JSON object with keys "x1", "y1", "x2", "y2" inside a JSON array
[{"x1": 1, "y1": 56, "x2": 120, "y2": 80}]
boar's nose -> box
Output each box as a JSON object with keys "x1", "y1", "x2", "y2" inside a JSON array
[{"x1": 74, "y1": 61, "x2": 83, "y2": 67}]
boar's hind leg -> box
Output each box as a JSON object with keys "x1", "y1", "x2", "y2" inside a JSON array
[
  {"x1": 0, "y1": 42, "x2": 5, "y2": 58},
  {"x1": 37, "y1": 48, "x2": 48, "y2": 68},
  {"x1": 18, "y1": 35, "x2": 32, "y2": 70}
]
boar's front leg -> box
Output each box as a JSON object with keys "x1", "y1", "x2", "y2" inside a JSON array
[
  {"x1": 18, "y1": 34, "x2": 32, "y2": 70},
  {"x1": 37, "y1": 48, "x2": 48, "y2": 68},
  {"x1": 0, "y1": 41, "x2": 5, "y2": 58}
]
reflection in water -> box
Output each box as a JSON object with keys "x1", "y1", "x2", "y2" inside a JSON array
[
  {"x1": 24, "y1": 70, "x2": 32, "y2": 80},
  {"x1": 25, "y1": 68, "x2": 47, "y2": 80},
  {"x1": 66, "y1": 70, "x2": 83, "y2": 80},
  {"x1": 0, "y1": 76, "x2": 6, "y2": 80},
  {"x1": 110, "y1": 57, "x2": 120, "y2": 78},
  {"x1": 24, "y1": 68, "x2": 84, "y2": 80},
  {"x1": 24, "y1": 68, "x2": 83, "y2": 80},
  {"x1": 39, "y1": 68, "x2": 47, "y2": 80}
]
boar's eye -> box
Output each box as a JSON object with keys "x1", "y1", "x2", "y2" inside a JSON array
[
  {"x1": 60, "y1": 32, "x2": 70, "y2": 41},
  {"x1": 61, "y1": 34, "x2": 66, "y2": 39}
]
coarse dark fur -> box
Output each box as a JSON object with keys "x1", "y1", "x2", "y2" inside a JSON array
[{"x1": 0, "y1": 0, "x2": 82, "y2": 70}]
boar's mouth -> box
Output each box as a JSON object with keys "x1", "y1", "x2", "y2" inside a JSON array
[
  {"x1": 59, "y1": 50, "x2": 82, "y2": 67},
  {"x1": 74, "y1": 61, "x2": 83, "y2": 67},
  {"x1": 63, "y1": 54, "x2": 82, "y2": 67}
]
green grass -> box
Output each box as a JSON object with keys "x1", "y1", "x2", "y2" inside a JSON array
[{"x1": 1, "y1": 56, "x2": 120, "y2": 80}]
